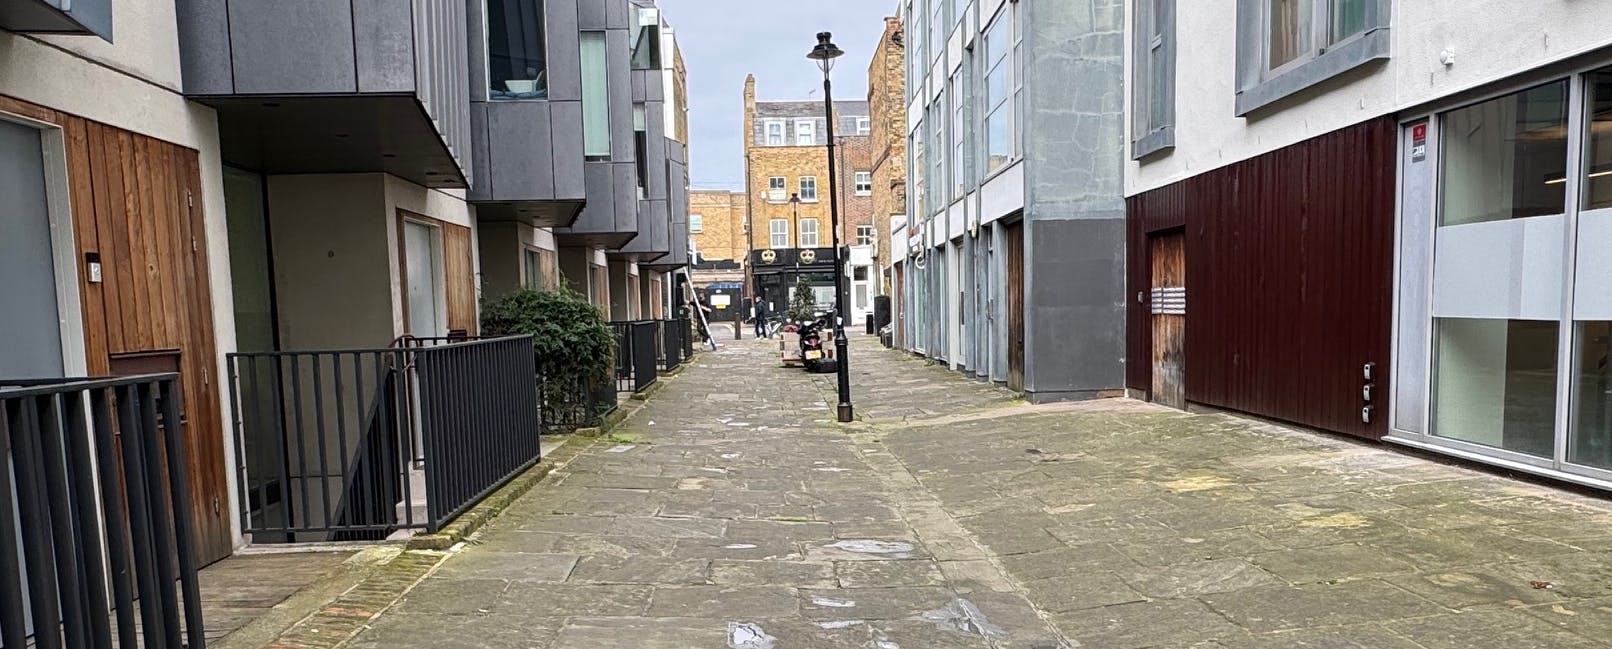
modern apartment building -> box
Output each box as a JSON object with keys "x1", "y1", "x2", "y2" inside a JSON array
[
  {"x1": 900, "y1": 0, "x2": 1128, "y2": 401},
  {"x1": 742, "y1": 76, "x2": 878, "y2": 321},
  {"x1": 1, "y1": 0, "x2": 693, "y2": 606},
  {"x1": 1123, "y1": 0, "x2": 1612, "y2": 488}
]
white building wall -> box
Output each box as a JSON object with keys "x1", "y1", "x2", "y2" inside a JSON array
[{"x1": 1126, "y1": 0, "x2": 1612, "y2": 197}]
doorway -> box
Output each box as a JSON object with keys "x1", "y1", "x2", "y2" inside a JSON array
[
  {"x1": 401, "y1": 219, "x2": 447, "y2": 338},
  {"x1": 1149, "y1": 230, "x2": 1187, "y2": 409},
  {"x1": 1005, "y1": 220, "x2": 1025, "y2": 392}
]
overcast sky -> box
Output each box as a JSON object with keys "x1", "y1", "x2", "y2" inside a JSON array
[{"x1": 660, "y1": 0, "x2": 898, "y2": 191}]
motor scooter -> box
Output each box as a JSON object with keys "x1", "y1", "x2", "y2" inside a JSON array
[{"x1": 798, "y1": 311, "x2": 838, "y2": 374}]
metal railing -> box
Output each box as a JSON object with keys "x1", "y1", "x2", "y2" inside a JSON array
[
  {"x1": 1, "y1": 374, "x2": 207, "y2": 649},
  {"x1": 540, "y1": 377, "x2": 616, "y2": 434},
  {"x1": 226, "y1": 336, "x2": 541, "y2": 540},
  {"x1": 659, "y1": 319, "x2": 689, "y2": 370},
  {"x1": 611, "y1": 321, "x2": 661, "y2": 394}
]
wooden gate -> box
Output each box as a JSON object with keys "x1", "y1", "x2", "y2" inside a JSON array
[
  {"x1": 1005, "y1": 220, "x2": 1026, "y2": 392},
  {"x1": 1149, "y1": 231, "x2": 1186, "y2": 409}
]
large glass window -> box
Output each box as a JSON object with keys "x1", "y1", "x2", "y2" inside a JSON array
[
  {"x1": 770, "y1": 219, "x2": 789, "y2": 248},
  {"x1": 1268, "y1": 0, "x2": 1370, "y2": 72},
  {"x1": 930, "y1": 0, "x2": 945, "y2": 64},
  {"x1": 1585, "y1": 68, "x2": 1612, "y2": 210},
  {"x1": 909, "y1": 0, "x2": 925, "y2": 99},
  {"x1": 1440, "y1": 81, "x2": 1569, "y2": 227},
  {"x1": 800, "y1": 176, "x2": 819, "y2": 202},
  {"x1": 1433, "y1": 318, "x2": 1560, "y2": 458},
  {"x1": 983, "y1": 10, "x2": 1013, "y2": 175},
  {"x1": 911, "y1": 124, "x2": 926, "y2": 220},
  {"x1": 800, "y1": 218, "x2": 820, "y2": 248},
  {"x1": 634, "y1": 104, "x2": 648, "y2": 198},
  {"x1": 487, "y1": 0, "x2": 548, "y2": 99},
  {"x1": 1571, "y1": 322, "x2": 1612, "y2": 469},
  {"x1": 951, "y1": 71, "x2": 966, "y2": 197},
  {"x1": 630, "y1": 6, "x2": 661, "y2": 70},
  {"x1": 580, "y1": 31, "x2": 609, "y2": 157}
]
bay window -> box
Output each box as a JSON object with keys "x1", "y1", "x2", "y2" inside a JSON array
[{"x1": 487, "y1": 0, "x2": 548, "y2": 99}]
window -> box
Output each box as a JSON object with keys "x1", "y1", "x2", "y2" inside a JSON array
[
  {"x1": 983, "y1": 9, "x2": 1014, "y2": 174},
  {"x1": 580, "y1": 31, "x2": 609, "y2": 157},
  {"x1": 795, "y1": 119, "x2": 817, "y2": 146},
  {"x1": 854, "y1": 171, "x2": 873, "y2": 195},
  {"x1": 930, "y1": 110, "x2": 945, "y2": 215},
  {"x1": 909, "y1": 0, "x2": 926, "y2": 99},
  {"x1": 770, "y1": 219, "x2": 789, "y2": 248},
  {"x1": 1235, "y1": 0, "x2": 1388, "y2": 115},
  {"x1": 800, "y1": 176, "x2": 818, "y2": 202},
  {"x1": 951, "y1": 70, "x2": 966, "y2": 196},
  {"x1": 634, "y1": 104, "x2": 649, "y2": 198},
  {"x1": 768, "y1": 176, "x2": 787, "y2": 202},
  {"x1": 690, "y1": 214, "x2": 703, "y2": 233},
  {"x1": 630, "y1": 5, "x2": 661, "y2": 70},
  {"x1": 1433, "y1": 319, "x2": 1560, "y2": 458},
  {"x1": 856, "y1": 117, "x2": 871, "y2": 135},
  {"x1": 1439, "y1": 81, "x2": 1568, "y2": 227},
  {"x1": 1132, "y1": 0, "x2": 1176, "y2": 158},
  {"x1": 766, "y1": 120, "x2": 785, "y2": 146},
  {"x1": 800, "y1": 218, "x2": 820, "y2": 248},
  {"x1": 912, "y1": 119, "x2": 926, "y2": 221},
  {"x1": 522, "y1": 248, "x2": 544, "y2": 289},
  {"x1": 929, "y1": 0, "x2": 945, "y2": 64},
  {"x1": 487, "y1": 0, "x2": 548, "y2": 99},
  {"x1": 857, "y1": 225, "x2": 875, "y2": 246}
]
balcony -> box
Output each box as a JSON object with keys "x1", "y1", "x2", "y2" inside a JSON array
[
  {"x1": 468, "y1": 0, "x2": 588, "y2": 227},
  {"x1": 175, "y1": 0, "x2": 471, "y2": 188},
  {"x1": 0, "y1": 0, "x2": 111, "y2": 40}
]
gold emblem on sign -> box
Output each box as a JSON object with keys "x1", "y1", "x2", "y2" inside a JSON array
[
  {"x1": 799, "y1": 249, "x2": 817, "y2": 264},
  {"x1": 761, "y1": 250, "x2": 778, "y2": 263}
]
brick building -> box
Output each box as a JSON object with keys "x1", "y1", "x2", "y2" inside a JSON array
[
  {"x1": 742, "y1": 75, "x2": 877, "y2": 321},
  {"x1": 866, "y1": 16, "x2": 907, "y2": 333},
  {"x1": 690, "y1": 189, "x2": 748, "y2": 264}
]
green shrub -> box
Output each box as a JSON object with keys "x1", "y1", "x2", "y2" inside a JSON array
[
  {"x1": 787, "y1": 278, "x2": 817, "y2": 322},
  {"x1": 481, "y1": 287, "x2": 615, "y2": 390}
]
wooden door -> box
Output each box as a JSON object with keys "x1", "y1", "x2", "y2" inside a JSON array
[
  {"x1": 1149, "y1": 231, "x2": 1187, "y2": 409},
  {"x1": 1005, "y1": 220, "x2": 1026, "y2": 392}
]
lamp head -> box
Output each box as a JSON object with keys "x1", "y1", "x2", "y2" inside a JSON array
[{"x1": 807, "y1": 32, "x2": 844, "y2": 74}]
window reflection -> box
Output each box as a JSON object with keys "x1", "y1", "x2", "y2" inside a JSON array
[
  {"x1": 1571, "y1": 322, "x2": 1612, "y2": 469},
  {"x1": 487, "y1": 0, "x2": 548, "y2": 100},
  {"x1": 1585, "y1": 67, "x2": 1612, "y2": 210},
  {"x1": 1440, "y1": 81, "x2": 1568, "y2": 226},
  {"x1": 1433, "y1": 318, "x2": 1559, "y2": 458}
]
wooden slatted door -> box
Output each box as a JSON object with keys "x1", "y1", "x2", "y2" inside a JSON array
[
  {"x1": 1005, "y1": 220, "x2": 1026, "y2": 392},
  {"x1": 1150, "y1": 231, "x2": 1187, "y2": 409}
]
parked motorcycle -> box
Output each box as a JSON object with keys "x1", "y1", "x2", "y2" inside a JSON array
[{"x1": 798, "y1": 311, "x2": 838, "y2": 374}]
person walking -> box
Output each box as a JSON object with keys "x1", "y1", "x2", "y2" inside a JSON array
[{"x1": 754, "y1": 300, "x2": 770, "y2": 339}]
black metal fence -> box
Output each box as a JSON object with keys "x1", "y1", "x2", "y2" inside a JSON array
[
  {"x1": 226, "y1": 336, "x2": 542, "y2": 541},
  {"x1": 539, "y1": 376, "x2": 616, "y2": 434},
  {"x1": 1, "y1": 374, "x2": 207, "y2": 649},
  {"x1": 611, "y1": 321, "x2": 661, "y2": 393},
  {"x1": 659, "y1": 319, "x2": 689, "y2": 370}
]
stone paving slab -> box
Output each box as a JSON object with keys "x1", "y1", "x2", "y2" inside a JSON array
[{"x1": 336, "y1": 335, "x2": 1612, "y2": 649}]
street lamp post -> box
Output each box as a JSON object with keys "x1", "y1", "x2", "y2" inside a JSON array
[{"x1": 808, "y1": 32, "x2": 854, "y2": 423}]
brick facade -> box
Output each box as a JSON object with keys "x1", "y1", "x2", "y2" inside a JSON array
[
  {"x1": 689, "y1": 189, "x2": 747, "y2": 262},
  {"x1": 742, "y1": 75, "x2": 872, "y2": 253},
  {"x1": 867, "y1": 16, "x2": 907, "y2": 273}
]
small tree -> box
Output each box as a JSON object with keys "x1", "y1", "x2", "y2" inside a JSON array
[
  {"x1": 481, "y1": 288, "x2": 615, "y2": 426},
  {"x1": 787, "y1": 278, "x2": 817, "y2": 322}
]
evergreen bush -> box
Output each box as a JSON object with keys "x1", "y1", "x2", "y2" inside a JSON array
[
  {"x1": 787, "y1": 278, "x2": 817, "y2": 322},
  {"x1": 481, "y1": 287, "x2": 615, "y2": 394}
]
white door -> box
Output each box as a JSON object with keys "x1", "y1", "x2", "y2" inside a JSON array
[
  {"x1": 403, "y1": 221, "x2": 446, "y2": 337},
  {"x1": 1, "y1": 117, "x2": 60, "y2": 639}
]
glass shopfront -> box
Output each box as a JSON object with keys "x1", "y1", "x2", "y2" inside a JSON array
[{"x1": 1395, "y1": 64, "x2": 1612, "y2": 486}]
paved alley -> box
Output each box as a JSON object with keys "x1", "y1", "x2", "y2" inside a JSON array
[{"x1": 344, "y1": 335, "x2": 1612, "y2": 649}]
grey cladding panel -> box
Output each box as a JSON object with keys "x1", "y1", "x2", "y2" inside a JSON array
[
  {"x1": 605, "y1": 0, "x2": 629, "y2": 29},
  {"x1": 577, "y1": 0, "x2": 606, "y2": 28},
  {"x1": 1024, "y1": 217, "x2": 1126, "y2": 393},
  {"x1": 468, "y1": 102, "x2": 494, "y2": 200},
  {"x1": 547, "y1": 0, "x2": 583, "y2": 101},
  {"x1": 551, "y1": 101, "x2": 587, "y2": 200},
  {"x1": 570, "y1": 161, "x2": 617, "y2": 233},
  {"x1": 175, "y1": 0, "x2": 233, "y2": 93},
  {"x1": 487, "y1": 101, "x2": 557, "y2": 200},
  {"x1": 466, "y1": 0, "x2": 490, "y2": 101},
  {"x1": 353, "y1": 0, "x2": 417, "y2": 92},
  {"x1": 643, "y1": 100, "x2": 667, "y2": 198},
  {"x1": 612, "y1": 162, "x2": 639, "y2": 233},
  {"x1": 606, "y1": 29, "x2": 635, "y2": 165},
  {"x1": 227, "y1": 0, "x2": 357, "y2": 94},
  {"x1": 643, "y1": 68, "x2": 663, "y2": 103},
  {"x1": 631, "y1": 69, "x2": 647, "y2": 102}
]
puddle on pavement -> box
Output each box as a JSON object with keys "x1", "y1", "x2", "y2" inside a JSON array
[
  {"x1": 723, "y1": 543, "x2": 759, "y2": 549},
  {"x1": 816, "y1": 620, "x2": 864, "y2": 629},
  {"x1": 809, "y1": 596, "x2": 856, "y2": 608},
  {"x1": 914, "y1": 598, "x2": 1008, "y2": 640},
  {"x1": 606, "y1": 445, "x2": 637, "y2": 453},
  {"x1": 728, "y1": 622, "x2": 777, "y2": 649},
  {"x1": 826, "y1": 540, "x2": 916, "y2": 557}
]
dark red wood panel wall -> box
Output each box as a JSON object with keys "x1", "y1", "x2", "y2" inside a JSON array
[{"x1": 1126, "y1": 117, "x2": 1397, "y2": 439}]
